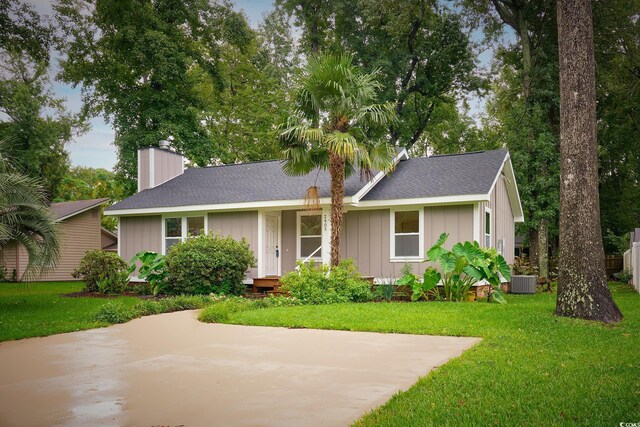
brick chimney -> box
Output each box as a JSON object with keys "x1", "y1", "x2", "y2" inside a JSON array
[{"x1": 137, "y1": 141, "x2": 185, "y2": 192}]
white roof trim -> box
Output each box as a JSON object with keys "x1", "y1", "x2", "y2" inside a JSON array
[
  {"x1": 106, "y1": 194, "x2": 491, "y2": 216},
  {"x1": 105, "y1": 197, "x2": 351, "y2": 216},
  {"x1": 351, "y1": 148, "x2": 409, "y2": 203},
  {"x1": 488, "y1": 152, "x2": 524, "y2": 223},
  {"x1": 355, "y1": 194, "x2": 490, "y2": 208},
  {"x1": 56, "y1": 200, "x2": 109, "y2": 222}
]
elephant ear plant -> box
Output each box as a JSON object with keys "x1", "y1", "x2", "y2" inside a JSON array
[
  {"x1": 398, "y1": 233, "x2": 511, "y2": 303},
  {"x1": 129, "y1": 251, "x2": 168, "y2": 296}
]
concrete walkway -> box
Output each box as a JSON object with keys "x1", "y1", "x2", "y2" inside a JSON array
[{"x1": 0, "y1": 310, "x2": 479, "y2": 427}]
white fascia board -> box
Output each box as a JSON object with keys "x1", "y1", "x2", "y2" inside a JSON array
[
  {"x1": 473, "y1": 203, "x2": 480, "y2": 243},
  {"x1": 493, "y1": 152, "x2": 525, "y2": 223},
  {"x1": 351, "y1": 148, "x2": 409, "y2": 203},
  {"x1": 355, "y1": 194, "x2": 489, "y2": 209},
  {"x1": 105, "y1": 197, "x2": 352, "y2": 217},
  {"x1": 504, "y1": 155, "x2": 525, "y2": 222},
  {"x1": 487, "y1": 152, "x2": 509, "y2": 197},
  {"x1": 487, "y1": 151, "x2": 524, "y2": 222}
]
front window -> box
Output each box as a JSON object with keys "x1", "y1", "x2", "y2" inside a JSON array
[
  {"x1": 187, "y1": 216, "x2": 205, "y2": 236},
  {"x1": 298, "y1": 213, "x2": 322, "y2": 259},
  {"x1": 164, "y1": 216, "x2": 205, "y2": 253},
  {"x1": 485, "y1": 208, "x2": 492, "y2": 247},
  {"x1": 392, "y1": 209, "x2": 422, "y2": 259}
]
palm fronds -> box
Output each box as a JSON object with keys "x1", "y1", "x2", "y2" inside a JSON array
[
  {"x1": 0, "y1": 140, "x2": 61, "y2": 280},
  {"x1": 277, "y1": 53, "x2": 397, "y2": 180}
]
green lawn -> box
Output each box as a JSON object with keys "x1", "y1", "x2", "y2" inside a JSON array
[
  {"x1": 208, "y1": 283, "x2": 640, "y2": 426},
  {"x1": 0, "y1": 281, "x2": 139, "y2": 341}
]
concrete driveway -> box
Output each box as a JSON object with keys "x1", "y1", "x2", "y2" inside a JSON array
[{"x1": 0, "y1": 310, "x2": 479, "y2": 427}]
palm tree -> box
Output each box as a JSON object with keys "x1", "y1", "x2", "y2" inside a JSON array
[
  {"x1": 278, "y1": 54, "x2": 396, "y2": 266},
  {"x1": 0, "y1": 142, "x2": 61, "y2": 280}
]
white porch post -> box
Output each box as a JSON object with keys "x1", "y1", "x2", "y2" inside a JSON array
[
  {"x1": 321, "y1": 207, "x2": 331, "y2": 265},
  {"x1": 257, "y1": 211, "x2": 264, "y2": 277},
  {"x1": 473, "y1": 203, "x2": 480, "y2": 244}
]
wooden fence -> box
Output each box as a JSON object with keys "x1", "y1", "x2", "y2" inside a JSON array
[{"x1": 605, "y1": 255, "x2": 623, "y2": 278}]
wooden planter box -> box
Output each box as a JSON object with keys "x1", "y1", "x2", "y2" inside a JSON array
[{"x1": 510, "y1": 275, "x2": 537, "y2": 294}]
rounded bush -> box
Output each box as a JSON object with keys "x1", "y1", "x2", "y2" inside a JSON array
[
  {"x1": 280, "y1": 259, "x2": 373, "y2": 304},
  {"x1": 165, "y1": 233, "x2": 257, "y2": 295},
  {"x1": 72, "y1": 250, "x2": 129, "y2": 293}
]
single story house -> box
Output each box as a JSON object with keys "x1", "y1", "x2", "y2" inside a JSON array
[
  {"x1": 2, "y1": 198, "x2": 116, "y2": 281},
  {"x1": 106, "y1": 146, "x2": 524, "y2": 284}
]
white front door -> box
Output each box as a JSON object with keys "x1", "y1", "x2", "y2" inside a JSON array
[{"x1": 264, "y1": 214, "x2": 279, "y2": 276}]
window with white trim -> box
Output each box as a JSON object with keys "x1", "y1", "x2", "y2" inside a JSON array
[
  {"x1": 164, "y1": 216, "x2": 205, "y2": 253},
  {"x1": 391, "y1": 209, "x2": 423, "y2": 259},
  {"x1": 297, "y1": 212, "x2": 322, "y2": 260},
  {"x1": 485, "y1": 208, "x2": 492, "y2": 247}
]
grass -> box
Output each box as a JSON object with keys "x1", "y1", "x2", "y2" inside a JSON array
[
  {"x1": 0, "y1": 281, "x2": 139, "y2": 341},
  {"x1": 0, "y1": 282, "x2": 235, "y2": 341},
  {"x1": 203, "y1": 282, "x2": 640, "y2": 426}
]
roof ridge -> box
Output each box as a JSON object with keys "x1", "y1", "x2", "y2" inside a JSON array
[
  {"x1": 189, "y1": 159, "x2": 282, "y2": 170},
  {"x1": 428, "y1": 149, "x2": 505, "y2": 159},
  {"x1": 52, "y1": 197, "x2": 109, "y2": 206}
]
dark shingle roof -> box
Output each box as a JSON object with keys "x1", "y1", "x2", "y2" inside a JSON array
[
  {"x1": 106, "y1": 150, "x2": 508, "y2": 211},
  {"x1": 51, "y1": 198, "x2": 109, "y2": 220},
  {"x1": 361, "y1": 150, "x2": 508, "y2": 201},
  {"x1": 106, "y1": 161, "x2": 370, "y2": 211}
]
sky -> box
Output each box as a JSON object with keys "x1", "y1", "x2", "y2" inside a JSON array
[{"x1": 27, "y1": 0, "x2": 275, "y2": 170}]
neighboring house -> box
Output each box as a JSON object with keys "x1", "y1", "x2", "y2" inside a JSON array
[
  {"x1": 102, "y1": 228, "x2": 118, "y2": 252},
  {"x1": 105, "y1": 147, "x2": 524, "y2": 283},
  {"x1": 2, "y1": 198, "x2": 114, "y2": 281}
]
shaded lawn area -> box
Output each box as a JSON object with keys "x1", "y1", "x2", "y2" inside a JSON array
[
  {"x1": 0, "y1": 282, "x2": 139, "y2": 342},
  {"x1": 212, "y1": 283, "x2": 640, "y2": 426}
]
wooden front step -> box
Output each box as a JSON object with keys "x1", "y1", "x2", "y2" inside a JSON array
[{"x1": 252, "y1": 276, "x2": 281, "y2": 293}]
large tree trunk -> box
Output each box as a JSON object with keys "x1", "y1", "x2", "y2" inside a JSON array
[
  {"x1": 528, "y1": 228, "x2": 539, "y2": 268},
  {"x1": 328, "y1": 152, "x2": 345, "y2": 266},
  {"x1": 538, "y1": 219, "x2": 549, "y2": 278},
  {"x1": 556, "y1": 0, "x2": 622, "y2": 323}
]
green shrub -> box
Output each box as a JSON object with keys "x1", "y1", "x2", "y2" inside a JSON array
[
  {"x1": 280, "y1": 259, "x2": 373, "y2": 304},
  {"x1": 94, "y1": 302, "x2": 136, "y2": 324},
  {"x1": 165, "y1": 233, "x2": 257, "y2": 296},
  {"x1": 617, "y1": 269, "x2": 633, "y2": 284},
  {"x1": 129, "y1": 282, "x2": 152, "y2": 295},
  {"x1": 72, "y1": 250, "x2": 129, "y2": 293}
]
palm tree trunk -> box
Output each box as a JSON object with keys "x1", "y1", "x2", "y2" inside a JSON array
[
  {"x1": 556, "y1": 0, "x2": 622, "y2": 323},
  {"x1": 329, "y1": 152, "x2": 345, "y2": 266}
]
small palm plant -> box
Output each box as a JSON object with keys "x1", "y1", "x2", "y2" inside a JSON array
[
  {"x1": 0, "y1": 141, "x2": 61, "y2": 280},
  {"x1": 278, "y1": 53, "x2": 397, "y2": 266}
]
